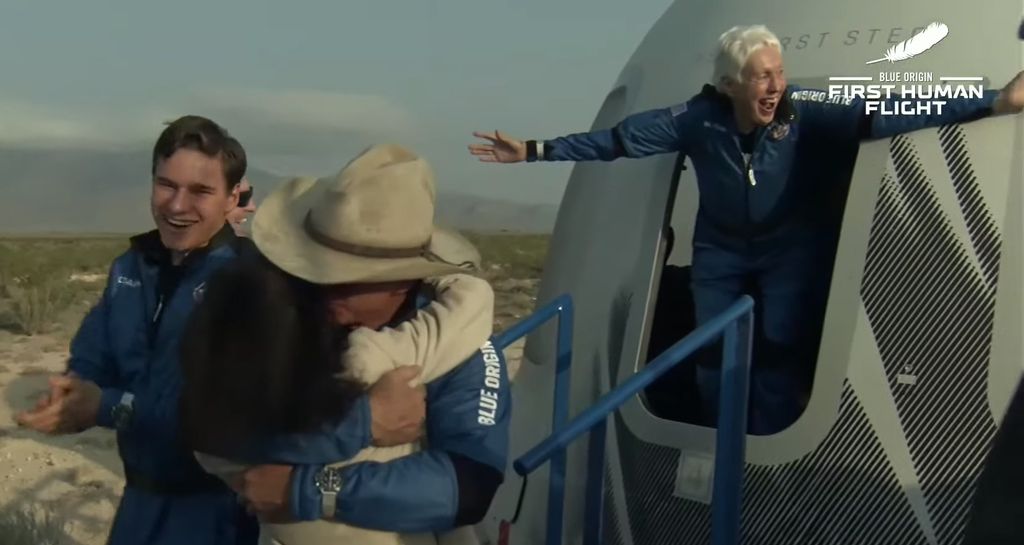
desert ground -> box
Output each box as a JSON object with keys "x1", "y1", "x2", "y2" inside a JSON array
[{"x1": 0, "y1": 232, "x2": 548, "y2": 545}]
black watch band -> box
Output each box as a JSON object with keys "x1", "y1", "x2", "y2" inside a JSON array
[{"x1": 528, "y1": 139, "x2": 544, "y2": 160}]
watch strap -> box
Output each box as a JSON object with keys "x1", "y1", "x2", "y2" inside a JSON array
[
  {"x1": 321, "y1": 489, "x2": 337, "y2": 519},
  {"x1": 314, "y1": 467, "x2": 343, "y2": 519},
  {"x1": 112, "y1": 391, "x2": 135, "y2": 430}
]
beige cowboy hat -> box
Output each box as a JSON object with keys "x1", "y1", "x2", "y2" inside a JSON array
[{"x1": 251, "y1": 143, "x2": 480, "y2": 284}]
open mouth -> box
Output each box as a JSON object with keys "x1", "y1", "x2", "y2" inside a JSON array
[
  {"x1": 758, "y1": 97, "x2": 779, "y2": 118},
  {"x1": 164, "y1": 217, "x2": 198, "y2": 231}
]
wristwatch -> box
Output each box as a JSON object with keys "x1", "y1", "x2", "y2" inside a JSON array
[
  {"x1": 313, "y1": 466, "x2": 343, "y2": 519},
  {"x1": 111, "y1": 392, "x2": 134, "y2": 431},
  {"x1": 525, "y1": 140, "x2": 546, "y2": 162}
]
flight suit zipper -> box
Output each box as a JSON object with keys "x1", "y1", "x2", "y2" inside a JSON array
[
  {"x1": 149, "y1": 261, "x2": 187, "y2": 351},
  {"x1": 744, "y1": 159, "x2": 752, "y2": 243},
  {"x1": 746, "y1": 126, "x2": 766, "y2": 188},
  {"x1": 743, "y1": 127, "x2": 768, "y2": 245}
]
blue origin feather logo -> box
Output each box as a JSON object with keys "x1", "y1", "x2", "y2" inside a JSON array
[{"x1": 866, "y1": 22, "x2": 949, "y2": 65}]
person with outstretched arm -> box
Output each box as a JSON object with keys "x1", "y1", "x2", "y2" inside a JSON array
[{"x1": 469, "y1": 24, "x2": 1024, "y2": 435}]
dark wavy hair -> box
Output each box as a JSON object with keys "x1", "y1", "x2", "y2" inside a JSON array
[
  {"x1": 178, "y1": 252, "x2": 366, "y2": 457},
  {"x1": 152, "y1": 115, "x2": 247, "y2": 191}
]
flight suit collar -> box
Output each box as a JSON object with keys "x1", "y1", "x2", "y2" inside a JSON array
[
  {"x1": 130, "y1": 223, "x2": 237, "y2": 270},
  {"x1": 699, "y1": 83, "x2": 798, "y2": 134}
]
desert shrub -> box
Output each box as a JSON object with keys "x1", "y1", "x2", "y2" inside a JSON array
[
  {"x1": 5, "y1": 277, "x2": 78, "y2": 335},
  {"x1": 462, "y1": 232, "x2": 550, "y2": 279},
  {"x1": 0, "y1": 237, "x2": 122, "y2": 336},
  {"x1": 0, "y1": 504, "x2": 72, "y2": 545}
]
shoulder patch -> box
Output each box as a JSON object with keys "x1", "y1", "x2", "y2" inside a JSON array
[
  {"x1": 789, "y1": 89, "x2": 853, "y2": 106},
  {"x1": 478, "y1": 340, "x2": 503, "y2": 426},
  {"x1": 116, "y1": 276, "x2": 141, "y2": 288},
  {"x1": 789, "y1": 89, "x2": 829, "y2": 102},
  {"x1": 768, "y1": 122, "x2": 790, "y2": 140},
  {"x1": 669, "y1": 102, "x2": 688, "y2": 116}
]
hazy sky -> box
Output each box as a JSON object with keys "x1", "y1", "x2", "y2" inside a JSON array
[{"x1": 0, "y1": 0, "x2": 672, "y2": 206}]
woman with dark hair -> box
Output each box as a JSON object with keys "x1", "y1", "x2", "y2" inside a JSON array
[{"x1": 179, "y1": 253, "x2": 366, "y2": 458}]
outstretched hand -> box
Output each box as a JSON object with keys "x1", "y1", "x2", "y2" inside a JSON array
[
  {"x1": 15, "y1": 373, "x2": 101, "y2": 435},
  {"x1": 994, "y1": 70, "x2": 1024, "y2": 115},
  {"x1": 468, "y1": 131, "x2": 527, "y2": 163}
]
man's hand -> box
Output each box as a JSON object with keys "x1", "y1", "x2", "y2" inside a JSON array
[
  {"x1": 994, "y1": 70, "x2": 1024, "y2": 114},
  {"x1": 468, "y1": 131, "x2": 527, "y2": 163},
  {"x1": 234, "y1": 465, "x2": 294, "y2": 523},
  {"x1": 368, "y1": 366, "x2": 426, "y2": 446},
  {"x1": 15, "y1": 374, "x2": 101, "y2": 434}
]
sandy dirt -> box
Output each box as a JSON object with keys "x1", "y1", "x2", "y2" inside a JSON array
[
  {"x1": 0, "y1": 329, "x2": 526, "y2": 545},
  {"x1": 0, "y1": 332, "x2": 123, "y2": 545}
]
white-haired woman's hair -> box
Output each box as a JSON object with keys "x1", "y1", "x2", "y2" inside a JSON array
[{"x1": 713, "y1": 25, "x2": 781, "y2": 92}]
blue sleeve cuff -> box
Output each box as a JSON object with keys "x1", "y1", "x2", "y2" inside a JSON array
[
  {"x1": 351, "y1": 394, "x2": 372, "y2": 451},
  {"x1": 290, "y1": 464, "x2": 324, "y2": 521},
  {"x1": 983, "y1": 88, "x2": 1000, "y2": 108},
  {"x1": 95, "y1": 388, "x2": 122, "y2": 429},
  {"x1": 236, "y1": 394, "x2": 372, "y2": 465},
  {"x1": 333, "y1": 454, "x2": 459, "y2": 531}
]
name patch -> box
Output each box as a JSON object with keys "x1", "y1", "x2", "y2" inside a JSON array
[{"x1": 478, "y1": 341, "x2": 502, "y2": 426}]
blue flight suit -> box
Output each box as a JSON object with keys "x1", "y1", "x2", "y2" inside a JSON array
[
  {"x1": 68, "y1": 225, "x2": 259, "y2": 545},
  {"x1": 530, "y1": 83, "x2": 1001, "y2": 434},
  {"x1": 235, "y1": 290, "x2": 512, "y2": 531}
]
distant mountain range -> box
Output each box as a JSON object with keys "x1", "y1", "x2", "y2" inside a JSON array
[{"x1": 0, "y1": 147, "x2": 558, "y2": 234}]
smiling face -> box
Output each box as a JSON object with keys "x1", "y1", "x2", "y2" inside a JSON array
[
  {"x1": 725, "y1": 45, "x2": 786, "y2": 133},
  {"x1": 150, "y1": 148, "x2": 238, "y2": 254}
]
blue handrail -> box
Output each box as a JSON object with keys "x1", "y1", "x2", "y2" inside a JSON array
[
  {"x1": 494, "y1": 293, "x2": 574, "y2": 545},
  {"x1": 496, "y1": 293, "x2": 754, "y2": 545}
]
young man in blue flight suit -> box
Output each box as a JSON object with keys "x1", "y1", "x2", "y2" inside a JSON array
[
  {"x1": 15, "y1": 119, "x2": 430, "y2": 544},
  {"x1": 16, "y1": 115, "x2": 260, "y2": 545},
  {"x1": 468, "y1": 24, "x2": 1024, "y2": 435},
  {"x1": 222, "y1": 144, "x2": 511, "y2": 541}
]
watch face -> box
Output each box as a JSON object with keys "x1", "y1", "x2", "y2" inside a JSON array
[
  {"x1": 112, "y1": 404, "x2": 132, "y2": 429},
  {"x1": 316, "y1": 469, "x2": 342, "y2": 493}
]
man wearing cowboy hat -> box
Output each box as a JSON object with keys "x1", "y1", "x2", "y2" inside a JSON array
[{"x1": 224, "y1": 143, "x2": 510, "y2": 541}]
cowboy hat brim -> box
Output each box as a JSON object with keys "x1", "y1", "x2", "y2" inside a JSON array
[{"x1": 252, "y1": 176, "x2": 474, "y2": 285}]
